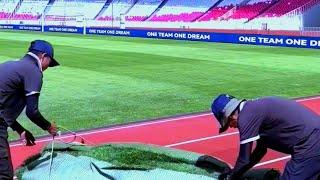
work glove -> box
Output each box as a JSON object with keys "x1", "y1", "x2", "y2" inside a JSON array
[
  {"x1": 218, "y1": 167, "x2": 233, "y2": 180},
  {"x1": 20, "y1": 130, "x2": 36, "y2": 146},
  {"x1": 48, "y1": 123, "x2": 58, "y2": 136}
]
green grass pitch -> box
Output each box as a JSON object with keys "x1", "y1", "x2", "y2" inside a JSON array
[{"x1": 0, "y1": 30, "x2": 319, "y2": 140}]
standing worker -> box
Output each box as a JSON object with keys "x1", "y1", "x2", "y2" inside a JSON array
[
  {"x1": 0, "y1": 40, "x2": 58, "y2": 179},
  {"x1": 211, "y1": 94, "x2": 320, "y2": 180}
]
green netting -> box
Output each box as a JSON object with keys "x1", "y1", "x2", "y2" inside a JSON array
[
  {"x1": 16, "y1": 142, "x2": 280, "y2": 180},
  {"x1": 19, "y1": 147, "x2": 216, "y2": 180}
]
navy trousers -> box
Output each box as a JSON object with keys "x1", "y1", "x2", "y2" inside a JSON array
[
  {"x1": 281, "y1": 155, "x2": 320, "y2": 180},
  {"x1": 0, "y1": 119, "x2": 13, "y2": 180},
  {"x1": 281, "y1": 129, "x2": 320, "y2": 180}
]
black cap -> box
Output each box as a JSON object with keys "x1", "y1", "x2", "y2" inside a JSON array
[{"x1": 28, "y1": 40, "x2": 59, "y2": 67}]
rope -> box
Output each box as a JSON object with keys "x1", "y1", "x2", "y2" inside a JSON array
[
  {"x1": 57, "y1": 125, "x2": 96, "y2": 146},
  {"x1": 49, "y1": 135, "x2": 55, "y2": 179},
  {"x1": 47, "y1": 125, "x2": 96, "y2": 178}
]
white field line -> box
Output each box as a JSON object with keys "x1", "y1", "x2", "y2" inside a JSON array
[
  {"x1": 165, "y1": 96, "x2": 320, "y2": 167},
  {"x1": 254, "y1": 156, "x2": 291, "y2": 167},
  {"x1": 167, "y1": 133, "x2": 292, "y2": 167},
  {"x1": 10, "y1": 97, "x2": 319, "y2": 166},
  {"x1": 296, "y1": 96, "x2": 320, "y2": 102},
  {"x1": 165, "y1": 132, "x2": 239, "y2": 147},
  {"x1": 10, "y1": 96, "x2": 320, "y2": 148},
  {"x1": 160, "y1": 96, "x2": 320, "y2": 148},
  {"x1": 10, "y1": 113, "x2": 212, "y2": 147}
]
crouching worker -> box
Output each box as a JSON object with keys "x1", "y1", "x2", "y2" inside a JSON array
[
  {"x1": 0, "y1": 40, "x2": 59, "y2": 179},
  {"x1": 211, "y1": 94, "x2": 320, "y2": 180}
]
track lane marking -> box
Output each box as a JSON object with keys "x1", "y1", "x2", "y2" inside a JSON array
[{"x1": 10, "y1": 96, "x2": 320, "y2": 150}]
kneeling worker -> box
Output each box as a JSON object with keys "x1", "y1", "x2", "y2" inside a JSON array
[{"x1": 211, "y1": 94, "x2": 320, "y2": 180}]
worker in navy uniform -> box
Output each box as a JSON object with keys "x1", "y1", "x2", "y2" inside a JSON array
[
  {"x1": 211, "y1": 94, "x2": 320, "y2": 180},
  {"x1": 0, "y1": 40, "x2": 59, "y2": 179}
]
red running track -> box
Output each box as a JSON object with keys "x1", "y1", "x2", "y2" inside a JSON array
[{"x1": 10, "y1": 96, "x2": 320, "y2": 172}]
